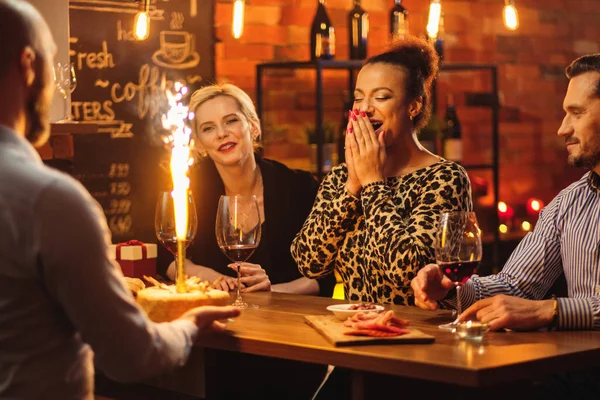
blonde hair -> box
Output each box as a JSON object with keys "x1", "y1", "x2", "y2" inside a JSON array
[{"x1": 188, "y1": 83, "x2": 262, "y2": 151}]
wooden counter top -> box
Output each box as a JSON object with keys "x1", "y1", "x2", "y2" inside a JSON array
[
  {"x1": 194, "y1": 292, "x2": 600, "y2": 388},
  {"x1": 137, "y1": 292, "x2": 600, "y2": 399}
]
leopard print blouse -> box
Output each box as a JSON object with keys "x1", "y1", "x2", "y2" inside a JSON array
[{"x1": 291, "y1": 160, "x2": 472, "y2": 305}]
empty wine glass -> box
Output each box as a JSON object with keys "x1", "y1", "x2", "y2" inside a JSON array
[
  {"x1": 215, "y1": 195, "x2": 261, "y2": 309},
  {"x1": 53, "y1": 62, "x2": 77, "y2": 121},
  {"x1": 155, "y1": 190, "x2": 198, "y2": 280},
  {"x1": 435, "y1": 211, "x2": 482, "y2": 331}
]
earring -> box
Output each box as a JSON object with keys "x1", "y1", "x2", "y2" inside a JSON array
[
  {"x1": 409, "y1": 115, "x2": 414, "y2": 121},
  {"x1": 195, "y1": 148, "x2": 208, "y2": 159}
]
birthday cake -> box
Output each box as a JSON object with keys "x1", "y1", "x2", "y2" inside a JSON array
[{"x1": 136, "y1": 276, "x2": 230, "y2": 322}]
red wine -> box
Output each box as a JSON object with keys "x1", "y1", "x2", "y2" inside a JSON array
[
  {"x1": 159, "y1": 237, "x2": 191, "y2": 255},
  {"x1": 439, "y1": 260, "x2": 479, "y2": 284},
  {"x1": 222, "y1": 244, "x2": 257, "y2": 262}
]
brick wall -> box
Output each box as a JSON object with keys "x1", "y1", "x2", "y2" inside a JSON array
[{"x1": 214, "y1": 0, "x2": 600, "y2": 206}]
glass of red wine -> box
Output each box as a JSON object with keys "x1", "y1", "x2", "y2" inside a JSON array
[
  {"x1": 435, "y1": 211, "x2": 482, "y2": 331},
  {"x1": 215, "y1": 195, "x2": 261, "y2": 309},
  {"x1": 155, "y1": 190, "x2": 198, "y2": 279}
]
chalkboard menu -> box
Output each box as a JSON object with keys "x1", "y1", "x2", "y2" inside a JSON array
[{"x1": 68, "y1": 0, "x2": 214, "y2": 242}]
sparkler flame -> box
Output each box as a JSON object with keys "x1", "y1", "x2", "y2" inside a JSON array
[{"x1": 162, "y1": 82, "x2": 193, "y2": 293}]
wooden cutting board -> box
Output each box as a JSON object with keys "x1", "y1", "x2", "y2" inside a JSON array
[{"x1": 305, "y1": 315, "x2": 435, "y2": 347}]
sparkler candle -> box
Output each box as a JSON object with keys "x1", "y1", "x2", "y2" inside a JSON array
[{"x1": 162, "y1": 82, "x2": 192, "y2": 293}]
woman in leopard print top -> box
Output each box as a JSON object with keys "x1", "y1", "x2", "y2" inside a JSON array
[{"x1": 291, "y1": 37, "x2": 472, "y2": 305}]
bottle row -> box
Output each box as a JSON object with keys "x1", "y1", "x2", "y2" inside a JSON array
[{"x1": 311, "y1": 0, "x2": 409, "y2": 61}]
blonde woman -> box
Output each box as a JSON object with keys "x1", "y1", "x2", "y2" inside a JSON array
[
  {"x1": 158, "y1": 83, "x2": 336, "y2": 297},
  {"x1": 157, "y1": 83, "x2": 333, "y2": 399}
]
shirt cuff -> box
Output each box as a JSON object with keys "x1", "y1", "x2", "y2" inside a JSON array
[
  {"x1": 167, "y1": 319, "x2": 199, "y2": 363},
  {"x1": 557, "y1": 297, "x2": 594, "y2": 330},
  {"x1": 440, "y1": 280, "x2": 477, "y2": 311}
]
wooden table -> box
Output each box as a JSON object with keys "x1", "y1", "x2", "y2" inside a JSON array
[{"x1": 149, "y1": 292, "x2": 600, "y2": 399}]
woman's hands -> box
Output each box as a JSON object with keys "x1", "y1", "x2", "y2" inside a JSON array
[
  {"x1": 228, "y1": 262, "x2": 272, "y2": 292},
  {"x1": 167, "y1": 260, "x2": 241, "y2": 292},
  {"x1": 214, "y1": 275, "x2": 240, "y2": 292},
  {"x1": 345, "y1": 109, "x2": 386, "y2": 195}
]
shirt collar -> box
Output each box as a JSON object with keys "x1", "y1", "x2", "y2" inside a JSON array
[
  {"x1": 0, "y1": 124, "x2": 43, "y2": 164},
  {"x1": 587, "y1": 171, "x2": 600, "y2": 193}
]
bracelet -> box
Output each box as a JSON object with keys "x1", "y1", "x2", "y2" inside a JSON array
[
  {"x1": 362, "y1": 180, "x2": 386, "y2": 191},
  {"x1": 550, "y1": 294, "x2": 559, "y2": 330}
]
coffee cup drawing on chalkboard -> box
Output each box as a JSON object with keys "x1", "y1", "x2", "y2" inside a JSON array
[{"x1": 152, "y1": 31, "x2": 200, "y2": 70}]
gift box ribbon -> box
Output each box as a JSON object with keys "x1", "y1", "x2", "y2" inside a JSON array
[{"x1": 116, "y1": 240, "x2": 147, "y2": 259}]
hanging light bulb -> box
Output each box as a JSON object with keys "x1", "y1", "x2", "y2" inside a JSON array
[
  {"x1": 426, "y1": 0, "x2": 442, "y2": 40},
  {"x1": 134, "y1": 0, "x2": 151, "y2": 41},
  {"x1": 232, "y1": 0, "x2": 245, "y2": 39},
  {"x1": 503, "y1": 0, "x2": 519, "y2": 30}
]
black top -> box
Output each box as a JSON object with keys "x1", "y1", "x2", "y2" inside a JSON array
[{"x1": 157, "y1": 155, "x2": 336, "y2": 297}]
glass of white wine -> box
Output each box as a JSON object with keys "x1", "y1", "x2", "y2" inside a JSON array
[{"x1": 53, "y1": 62, "x2": 77, "y2": 121}]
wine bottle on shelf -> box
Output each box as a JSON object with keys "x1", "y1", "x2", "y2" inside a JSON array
[
  {"x1": 419, "y1": 114, "x2": 443, "y2": 154},
  {"x1": 348, "y1": 0, "x2": 368, "y2": 60},
  {"x1": 310, "y1": 0, "x2": 335, "y2": 60},
  {"x1": 443, "y1": 94, "x2": 462, "y2": 163},
  {"x1": 389, "y1": 0, "x2": 409, "y2": 40},
  {"x1": 434, "y1": 12, "x2": 445, "y2": 61}
]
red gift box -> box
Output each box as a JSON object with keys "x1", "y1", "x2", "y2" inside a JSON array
[{"x1": 110, "y1": 240, "x2": 157, "y2": 279}]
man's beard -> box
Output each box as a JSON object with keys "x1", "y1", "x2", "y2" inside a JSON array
[
  {"x1": 568, "y1": 146, "x2": 600, "y2": 170},
  {"x1": 25, "y1": 75, "x2": 51, "y2": 148}
]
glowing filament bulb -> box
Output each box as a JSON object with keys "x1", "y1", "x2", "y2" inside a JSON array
[
  {"x1": 427, "y1": 0, "x2": 442, "y2": 39},
  {"x1": 134, "y1": 0, "x2": 150, "y2": 41},
  {"x1": 503, "y1": 0, "x2": 519, "y2": 30},
  {"x1": 233, "y1": 0, "x2": 245, "y2": 39},
  {"x1": 134, "y1": 11, "x2": 149, "y2": 40}
]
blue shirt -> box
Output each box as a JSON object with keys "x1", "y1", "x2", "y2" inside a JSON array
[
  {"x1": 0, "y1": 125, "x2": 197, "y2": 398},
  {"x1": 460, "y1": 171, "x2": 600, "y2": 330}
]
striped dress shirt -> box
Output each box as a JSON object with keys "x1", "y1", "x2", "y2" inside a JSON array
[{"x1": 459, "y1": 171, "x2": 600, "y2": 330}]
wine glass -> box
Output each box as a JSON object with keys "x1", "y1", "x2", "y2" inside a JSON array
[
  {"x1": 435, "y1": 211, "x2": 482, "y2": 331},
  {"x1": 155, "y1": 190, "x2": 198, "y2": 280},
  {"x1": 215, "y1": 195, "x2": 262, "y2": 309},
  {"x1": 53, "y1": 62, "x2": 77, "y2": 121}
]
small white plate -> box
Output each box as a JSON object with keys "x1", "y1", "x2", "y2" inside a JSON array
[{"x1": 326, "y1": 304, "x2": 385, "y2": 321}]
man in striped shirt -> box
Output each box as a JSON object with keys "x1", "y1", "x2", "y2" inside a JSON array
[{"x1": 412, "y1": 53, "x2": 600, "y2": 332}]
